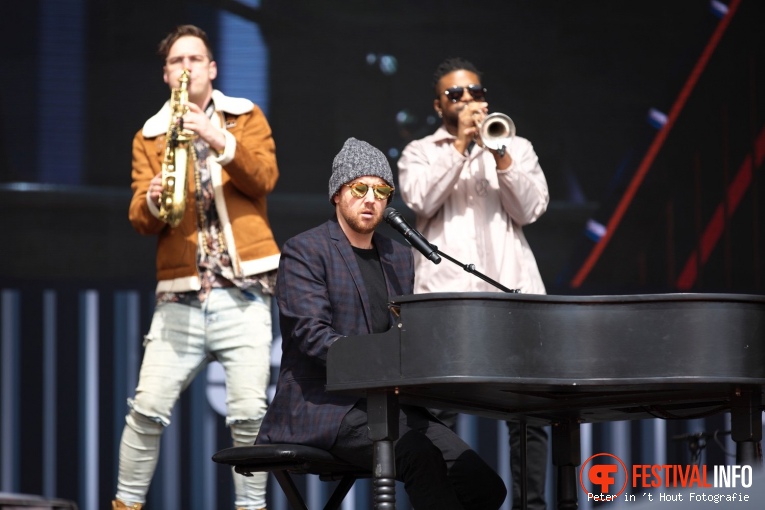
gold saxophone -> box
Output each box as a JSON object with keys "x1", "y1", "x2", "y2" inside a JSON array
[{"x1": 158, "y1": 69, "x2": 196, "y2": 227}]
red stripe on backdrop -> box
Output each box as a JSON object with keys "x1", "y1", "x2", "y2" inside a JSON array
[
  {"x1": 676, "y1": 125, "x2": 765, "y2": 289},
  {"x1": 570, "y1": 0, "x2": 742, "y2": 288}
]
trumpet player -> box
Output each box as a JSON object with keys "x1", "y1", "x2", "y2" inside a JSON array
[
  {"x1": 119, "y1": 25, "x2": 279, "y2": 510},
  {"x1": 398, "y1": 57, "x2": 550, "y2": 510}
]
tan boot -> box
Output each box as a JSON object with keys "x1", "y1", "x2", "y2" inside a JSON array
[{"x1": 112, "y1": 500, "x2": 142, "y2": 510}]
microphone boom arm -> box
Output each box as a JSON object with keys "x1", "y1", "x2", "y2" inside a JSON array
[{"x1": 431, "y1": 245, "x2": 519, "y2": 294}]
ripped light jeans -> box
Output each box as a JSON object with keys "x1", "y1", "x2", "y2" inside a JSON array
[{"x1": 115, "y1": 287, "x2": 272, "y2": 509}]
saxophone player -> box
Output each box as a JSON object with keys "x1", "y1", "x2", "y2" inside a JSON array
[{"x1": 119, "y1": 25, "x2": 279, "y2": 510}]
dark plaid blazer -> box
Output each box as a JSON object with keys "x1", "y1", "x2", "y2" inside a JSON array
[{"x1": 256, "y1": 216, "x2": 414, "y2": 449}]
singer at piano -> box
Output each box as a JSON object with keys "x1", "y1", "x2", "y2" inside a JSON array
[
  {"x1": 399, "y1": 57, "x2": 551, "y2": 509},
  {"x1": 256, "y1": 137, "x2": 507, "y2": 509}
]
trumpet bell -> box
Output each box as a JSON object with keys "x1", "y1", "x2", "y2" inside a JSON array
[{"x1": 479, "y1": 112, "x2": 516, "y2": 151}]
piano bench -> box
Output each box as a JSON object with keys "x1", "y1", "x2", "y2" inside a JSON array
[{"x1": 212, "y1": 443, "x2": 370, "y2": 510}]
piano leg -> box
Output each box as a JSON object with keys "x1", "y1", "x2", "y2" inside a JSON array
[
  {"x1": 519, "y1": 421, "x2": 528, "y2": 510},
  {"x1": 367, "y1": 390, "x2": 399, "y2": 510},
  {"x1": 552, "y1": 421, "x2": 580, "y2": 510},
  {"x1": 731, "y1": 386, "x2": 763, "y2": 466}
]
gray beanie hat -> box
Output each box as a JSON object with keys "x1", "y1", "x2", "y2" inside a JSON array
[{"x1": 328, "y1": 137, "x2": 394, "y2": 203}]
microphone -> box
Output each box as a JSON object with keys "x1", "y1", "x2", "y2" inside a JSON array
[{"x1": 383, "y1": 208, "x2": 441, "y2": 264}]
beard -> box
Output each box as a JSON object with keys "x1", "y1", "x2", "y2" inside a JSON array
[
  {"x1": 338, "y1": 200, "x2": 383, "y2": 235},
  {"x1": 442, "y1": 103, "x2": 464, "y2": 130}
]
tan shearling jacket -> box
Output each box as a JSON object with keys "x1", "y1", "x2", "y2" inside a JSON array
[{"x1": 128, "y1": 90, "x2": 280, "y2": 293}]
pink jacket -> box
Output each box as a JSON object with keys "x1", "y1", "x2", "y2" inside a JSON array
[{"x1": 398, "y1": 126, "x2": 549, "y2": 294}]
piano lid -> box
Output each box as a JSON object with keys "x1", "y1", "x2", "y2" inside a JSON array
[{"x1": 326, "y1": 293, "x2": 765, "y2": 423}]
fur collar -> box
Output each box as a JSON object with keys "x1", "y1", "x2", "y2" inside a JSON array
[{"x1": 142, "y1": 90, "x2": 254, "y2": 137}]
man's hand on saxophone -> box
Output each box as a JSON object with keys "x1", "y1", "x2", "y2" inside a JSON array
[
  {"x1": 180, "y1": 102, "x2": 226, "y2": 153},
  {"x1": 148, "y1": 174, "x2": 163, "y2": 208}
]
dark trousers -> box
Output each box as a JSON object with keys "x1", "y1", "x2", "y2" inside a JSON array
[
  {"x1": 428, "y1": 408, "x2": 548, "y2": 510},
  {"x1": 329, "y1": 401, "x2": 507, "y2": 510}
]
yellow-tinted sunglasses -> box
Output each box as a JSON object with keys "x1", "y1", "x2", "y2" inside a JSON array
[{"x1": 344, "y1": 181, "x2": 394, "y2": 200}]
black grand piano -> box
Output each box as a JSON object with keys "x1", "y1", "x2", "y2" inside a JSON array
[{"x1": 326, "y1": 292, "x2": 765, "y2": 509}]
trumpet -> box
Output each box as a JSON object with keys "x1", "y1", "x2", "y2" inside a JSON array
[
  {"x1": 477, "y1": 112, "x2": 515, "y2": 157},
  {"x1": 158, "y1": 69, "x2": 195, "y2": 228}
]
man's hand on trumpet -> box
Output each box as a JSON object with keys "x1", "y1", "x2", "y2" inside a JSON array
[
  {"x1": 454, "y1": 100, "x2": 487, "y2": 154},
  {"x1": 455, "y1": 102, "x2": 512, "y2": 170}
]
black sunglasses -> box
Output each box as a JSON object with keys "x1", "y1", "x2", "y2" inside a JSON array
[{"x1": 443, "y1": 85, "x2": 487, "y2": 103}]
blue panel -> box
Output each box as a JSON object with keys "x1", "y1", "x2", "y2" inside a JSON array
[
  {"x1": 216, "y1": 11, "x2": 270, "y2": 116},
  {"x1": 1, "y1": 290, "x2": 20, "y2": 492},
  {"x1": 43, "y1": 290, "x2": 58, "y2": 498},
  {"x1": 79, "y1": 290, "x2": 100, "y2": 510},
  {"x1": 37, "y1": 0, "x2": 85, "y2": 184}
]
